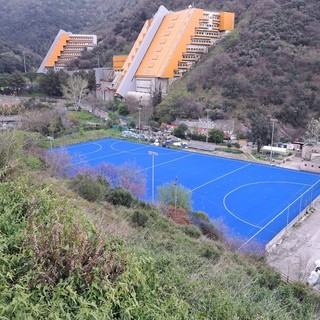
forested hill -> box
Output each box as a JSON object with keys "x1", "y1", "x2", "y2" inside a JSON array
[
  {"x1": 1, "y1": 0, "x2": 320, "y2": 134},
  {"x1": 0, "y1": 0, "x2": 127, "y2": 72},
  {"x1": 0, "y1": 0, "x2": 234, "y2": 72},
  {"x1": 156, "y1": 0, "x2": 320, "y2": 137}
]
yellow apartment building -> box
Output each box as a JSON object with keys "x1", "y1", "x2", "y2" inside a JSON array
[
  {"x1": 38, "y1": 29, "x2": 97, "y2": 73},
  {"x1": 115, "y1": 5, "x2": 234, "y2": 100}
]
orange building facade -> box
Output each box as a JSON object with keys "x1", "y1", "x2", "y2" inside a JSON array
[
  {"x1": 38, "y1": 29, "x2": 97, "y2": 73},
  {"x1": 116, "y1": 5, "x2": 234, "y2": 100}
]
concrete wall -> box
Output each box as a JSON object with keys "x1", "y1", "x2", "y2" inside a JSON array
[
  {"x1": 302, "y1": 144, "x2": 320, "y2": 160},
  {"x1": 300, "y1": 161, "x2": 320, "y2": 173}
]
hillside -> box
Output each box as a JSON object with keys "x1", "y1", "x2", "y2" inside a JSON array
[
  {"x1": 156, "y1": 0, "x2": 320, "y2": 138},
  {"x1": 1, "y1": 0, "x2": 320, "y2": 135},
  {"x1": 0, "y1": 0, "x2": 232, "y2": 72},
  {"x1": 1, "y1": 126, "x2": 320, "y2": 318},
  {"x1": 0, "y1": 0, "x2": 128, "y2": 72}
]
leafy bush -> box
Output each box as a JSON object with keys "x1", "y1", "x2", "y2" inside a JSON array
[
  {"x1": 131, "y1": 210, "x2": 149, "y2": 227},
  {"x1": 106, "y1": 187, "x2": 134, "y2": 207},
  {"x1": 201, "y1": 245, "x2": 221, "y2": 262},
  {"x1": 69, "y1": 173, "x2": 109, "y2": 202},
  {"x1": 183, "y1": 225, "x2": 202, "y2": 238},
  {"x1": 157, "y1": 182, "x2": 192, "y2": 212},
  {"x1": 190, "y1": 211, "x2": 210, "y2": 223},
  {"x1": 26, "y1": 155, "x2": 43, "y2": 170}
]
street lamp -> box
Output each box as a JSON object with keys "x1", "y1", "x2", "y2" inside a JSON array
[
  {"x1": 138, "y1": 107, "x2": 141, "y2": 140},
  {"x1": 205, "y1": 109, "x2": 211, "y2": 143},
  {"x1": 47, "y1": 136, "x2": 54, "y2": 150},
  {"x1": 23, "y1": 51, "x2": 27, "y2": 73},
  {"x1": 148, "y1": 151, "x2": 158, "y2": 204},
  {"x1": 174, "y1": 176, "x2": 178, "y2": 211},
  {"x1": 269, "y1": 118, "x2": 277, "y2": 165}
]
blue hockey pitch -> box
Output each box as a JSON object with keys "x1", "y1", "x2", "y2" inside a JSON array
[{"x1": 58, "y1": 138, "x2": 320, "y2": 248}]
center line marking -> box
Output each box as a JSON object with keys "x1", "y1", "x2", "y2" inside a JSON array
[{"x1": 188, "y1": 163, "x2": 252, "y2": 194}]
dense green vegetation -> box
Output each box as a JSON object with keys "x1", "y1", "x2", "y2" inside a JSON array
[
  {"x1": 1, "y1": 0, "x2": 319, "y2": 138},
  {"x1": 0, "y1": 110, "x2": 320, "y2": 318},
  {"x1": 156, "y1": 0, "x2": 320, "y2": 138}
]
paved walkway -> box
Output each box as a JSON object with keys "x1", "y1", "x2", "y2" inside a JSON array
[{"x1": 267, "y1": 200, "x2": 320, "y2": 284}]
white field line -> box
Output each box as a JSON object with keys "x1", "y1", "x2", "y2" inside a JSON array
[
  {"x1": 109, "y1": 153, "x2": 195, "y2": 183},
  {"x1": 74, "y1": 144, "x2": 150, "y2": 165},
  {"x1": 223, "y1": 181, "x2": 312, "y2": 229},
  {"x1": 238, "y1": 179, "x2": 320, "y2": 251},
  {"x1": 187, "y1": 163, "x2": 252, "y2": 194}
]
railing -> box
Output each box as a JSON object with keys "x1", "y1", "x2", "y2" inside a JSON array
[{"x1": 240, "y1": 179, "x2": 320, "y2": 251}]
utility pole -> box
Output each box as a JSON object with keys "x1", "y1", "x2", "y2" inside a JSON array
[
  {"x1": 148, "y1": 151, "x2": 158, "y2": 204},
  {"x1": 23, "y1": 51, "x2": 27, "y2": 73},
  {"x1": 205, "y1": 109, "x2": 211, "y2": 143},
  {"x1": 269, "y1": 118, "x2": 277, "y2": 165},
  {"x1": 174, "y1": 176, "x2": 178, "y2": 211},
  {"x1": 138, "y1": 107, "x2": 141, "y2": 141},
  {"x1": 138, "y1": 96, "x2": 142, "y2": 141}
]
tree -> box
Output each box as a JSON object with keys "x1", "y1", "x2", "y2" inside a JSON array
[
  {"x1": 173, "y1": 123, "x2": 188, "y2": 139},
  {"x1": 39, "y1": 70, "x2": 69, "y2": 96},
  {"x1": 250, "y1": 114, "x2": 271, "y2": 153},
  {"x1": 157, "y1": 181, "x2": 192, "y2": 212},
  {"x1": 152, "y1": 84, "x2": 162, "y2": 107},
  {"x1": 208, "y1": 129, "x2": 224, "y2": 144},
  {"x1": 10, "y1": 71, "x2": 26, "y2": 95},
  {"x1": 62, "y1": 75, "x2": 88, "y2": 110},
  {"x1": 305, "y1": 118, "x2": 320, "y2": 142},
  {"x1": 117, "y1": 102, "x2": 129, "y2": 116}
]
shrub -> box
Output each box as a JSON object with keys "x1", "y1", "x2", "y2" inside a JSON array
[
  {"x1": 131, "y1": 210, "x2": 149, "y2": 227},
  {"x1": 166, "y1": 205, "x2": 192, "y2": 225},
  {"x1": 26, "y1": 155, "x2": 43, "y2": 170},
  {"x1": 69, "y1": 173, "x2": 108, "y2": 202},
  {"x1": 201, "y1": 245, "x2": 221, "y2": 262},
  {"x1": 257, "y1": 266, "x2": 282, "y2": 290},
  {"x1": 183, "y1": 225, "x2": 202, "y2": 238},
  {"x1": 190, "y1": 211, "x2": 210, "y2": 223},
  {"x1": 157, "y1": 181, "x2": 192, "y2": 212},
  {"x1": 106, "y1": 187, "x2": 134, "y2": 207}
]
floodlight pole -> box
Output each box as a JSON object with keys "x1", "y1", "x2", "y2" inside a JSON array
[
  {"x1": 148, "y1": 151, "x2": 158, "y2": 204},
  {"x1": 138, "y1": 107, "x2": 141, "y2": 140},
  {"x1": 205, "y1": 109, "x2": 211, "y2": 143},
  {"x1": 23, "y1": 51, "x2": 27, "y2": 73},
  {"x1": 174, "y1": 176, "x2": 178, "y2": 211},
  {"x1": 269, "y1": 119, "x2": 277, "y2": 165},
  {"x1": 47, "y1": 136, "x2": 54, "y2": 150}
]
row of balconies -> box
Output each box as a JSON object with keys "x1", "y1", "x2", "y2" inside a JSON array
[
  {"x1": 182, "y1": 53, "x2": 201, "y2": 61},
  {"x1": 60, "y1": 52, "x2": 82, "y2": 56},
  {"x1": 67, "y1": 42, "x2": 94, "y2": 46},
  {"x1": 64, "y1": 48, "x2": 84, "y2": 51},
  {"x1": 70, "y1": 37, "x2": 94, "y2": 41},
  {"x1": 191, "y1": 38, "x2": 214, "y2": 46},
  {"x1": 202, "y1": 15, "x2": 220, "y2": 20},
  {"x1": 199, "y1": 23, "x2": 219, "y2": 29},
  {"x1": 195, "y1": 31, "x2": 220, "y2": 37}
]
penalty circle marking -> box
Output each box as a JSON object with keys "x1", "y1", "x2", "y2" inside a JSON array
[{"x1": 223, "y1": 181, "x2": 312, "y2": 229}]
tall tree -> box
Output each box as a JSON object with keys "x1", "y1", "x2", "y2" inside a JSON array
[
  {"x1": 10, "y1": 71, "x2": 26, "y2": 95},
  {"x1": 39, "y1": 70, "x2": 69, "y2": 96},
  {"x1": 61, "y1": 75, "x2": 88, "y2": 110},
  {"x1": 250, "y1": 113, "x2": 271, "y2": 153}
]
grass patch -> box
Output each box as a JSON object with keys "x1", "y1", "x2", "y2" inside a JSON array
[
  {"x1": 42, "y1": 129, "x2": 122, "y2": 148},
  {"x1": 68, "y1": 110, "x2": 105, "y2": 124}
]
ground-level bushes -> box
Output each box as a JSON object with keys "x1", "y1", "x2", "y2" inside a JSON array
[{"x1": 0, "y1": 177, "x2": 189, "y2": 319}]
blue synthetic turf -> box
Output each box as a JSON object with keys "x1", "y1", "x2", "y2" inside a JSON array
[{"x1": 56, "y1": 138, "x2": 320, "y2": 246}]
